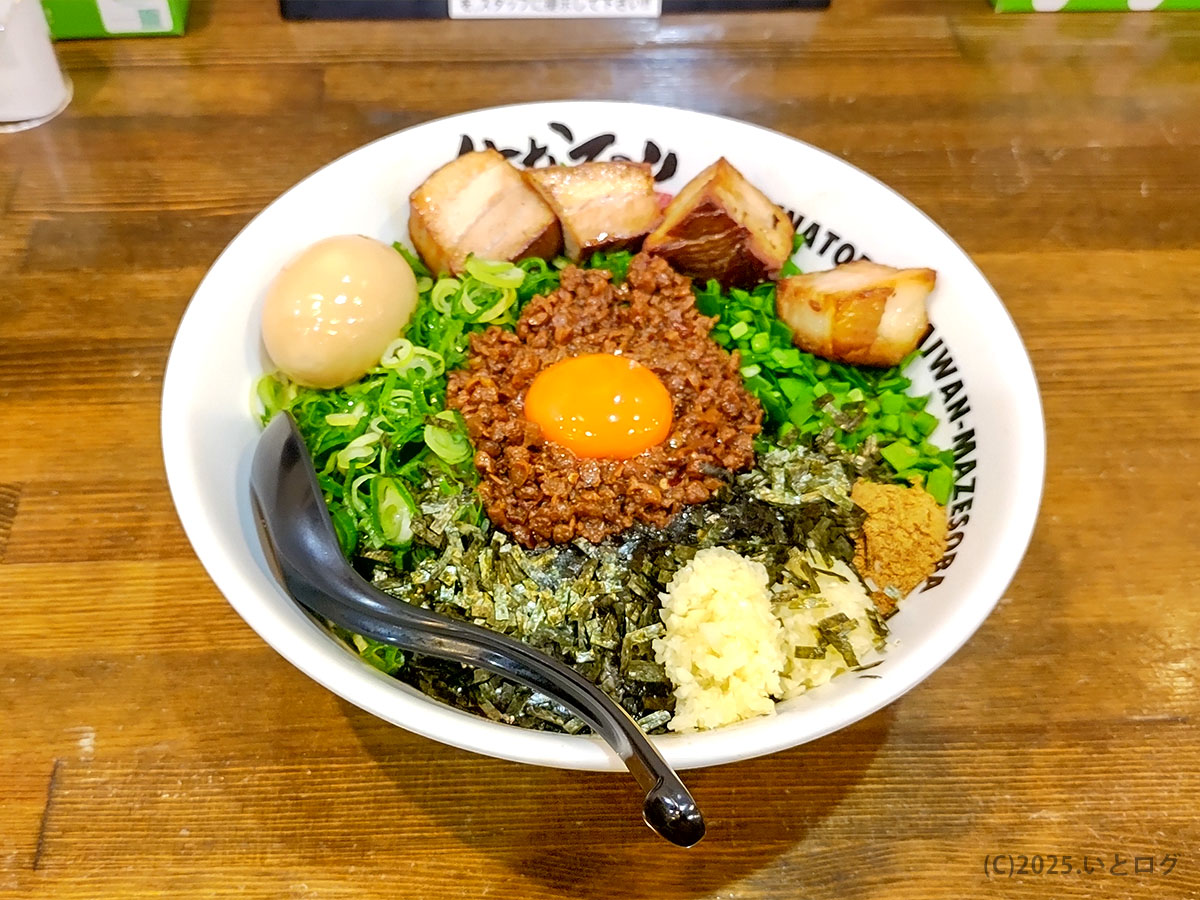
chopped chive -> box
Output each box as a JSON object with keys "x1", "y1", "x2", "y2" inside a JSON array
[
  {"x1": 788, "y1": 400, "x2": 815, "y2": 427},
  {"x1": 691, "y1": 274, "x2": 952, "y2": 499},
  {"x1": 925, "y1": 465, "x2": 954, "y2": 505},
  {"x1": 771, "y1": 347, "x2": 801, "y2": 368},
  {"x1": 914, "y1": 410, "x2": 939, "y2": 436},
  {"x1": 880, "y1": 440, "x2": 920, "y2": 472}
]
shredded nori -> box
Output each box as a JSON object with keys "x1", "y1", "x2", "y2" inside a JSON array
[
  {"x1": 815, "y1": 612, "x2": 861, "y2": 669},
  {"x1": 341, "y1": 443, "x2": 863, "y2": 733}
]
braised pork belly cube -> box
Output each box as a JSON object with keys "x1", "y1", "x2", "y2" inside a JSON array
[
  {"x1": 642, "y1": 158, "x2": 794, "y2": 288},
  {"x1": 409, "y1": 149, "x2": 562, "y2": 276},
  {"x1": 776, "y1": 260, "x2": 937, "y2": 368},
  {"x1": 524, "y1": 162, "x2": 662, "y2": 260}
]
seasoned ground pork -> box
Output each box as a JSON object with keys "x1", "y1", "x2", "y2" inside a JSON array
[{"x1": 447, "y1": 253, "x2": 762, "y2": 547}]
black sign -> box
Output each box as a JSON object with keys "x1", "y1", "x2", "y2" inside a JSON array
[{"x1": 280, "y1": 0, "x2": 829, "y2": 20}]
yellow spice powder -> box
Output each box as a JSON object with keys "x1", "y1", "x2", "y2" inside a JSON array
[{"x1": 851, "y1": 481, "x2": 948, "y2": 616}]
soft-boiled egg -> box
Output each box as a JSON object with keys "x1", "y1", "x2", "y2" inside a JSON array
[
  {"x1": 523, "y1": 354, "x2": 673, "y2": 459},
  {"x1": 261, "y1": 235, "x2": 418, "y2": 389}
]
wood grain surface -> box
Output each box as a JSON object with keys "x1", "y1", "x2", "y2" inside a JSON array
[{"x1": 3, "y1": 1, "x2": 1200, "y2": 897}]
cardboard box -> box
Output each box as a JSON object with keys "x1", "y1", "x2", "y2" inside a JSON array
[
  {"x1": 41, "y1": 0, "x2": 188, "y2": 38},
  {"x1": 993, "y1": 0, "x2": 1198, "y2": 10}
]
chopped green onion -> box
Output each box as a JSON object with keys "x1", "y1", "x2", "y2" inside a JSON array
[
  {"x1": 883, "y1": 441, "x2": 916, "y2": 475},
  {"x1": 880, "y1": 440, "x2": 919, "y2": 472},
  {"x1": 373, "y1": 477, "x2": 416, "y2": 544},
  {"x1": 788, "y1": 400, "x2": 815, "y2": 427},
  {"x1": 464, "y1": 255, "x2": 525, "y2": 289},
  {"x1": 477, "y1": 289, "x2": 517, "y2": 323},
  {"x1": 778, "y1": 378, "x2": 810, "y2": 404},
  {"x1": 925, "y1": 465, "x2": 954, "y2": 505},
  {"x1": 430, "y1": 278, "x2": 460, "y2": 314},
  {"x1": 335, "y1": 432, "x2": 381, "y2": 471},
  {"x1": 914, "y1": 410, "x2": 939, "y2": 437},
  {"x1": 423, "y1": 410, "x2": 473, "y2": 464},
  {"x1": 324, "y1": 407, "x2": 364, "y2": 428},
  {"x1": 693, "y1": 275, "x2": 952, "y2": 495},
  {"x1": 329, "y1": 506, "x2": 358, "y2": 556},
  {"x1": 771, "y1": 347, "x2": 801, "y2": 368},
  {"x1": 780, "y1": 232, "x2": 807, "y2": 278}
]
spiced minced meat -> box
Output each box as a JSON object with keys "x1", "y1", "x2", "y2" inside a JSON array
[{"x1": 446, "y1": 253, "x2": 762, "y2": 548}]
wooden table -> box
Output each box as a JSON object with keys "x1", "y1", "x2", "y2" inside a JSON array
[{"x1": 3, "y1": 1, "x2": 1200, "y2": 897}]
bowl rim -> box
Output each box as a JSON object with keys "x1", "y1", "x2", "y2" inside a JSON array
[{"x1": 162, "y1": 99, "x2": 1046, "y2": 772}]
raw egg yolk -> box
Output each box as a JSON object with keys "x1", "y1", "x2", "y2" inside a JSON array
[{"x1": 523, "y1": 354, "x2": 673, "y2": 459}]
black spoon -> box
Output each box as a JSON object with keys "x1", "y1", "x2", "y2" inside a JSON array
[{"x1": 249, "y1": 412, "x2": 705, "y2": 848}]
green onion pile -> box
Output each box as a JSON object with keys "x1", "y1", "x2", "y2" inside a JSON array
[{"x1": 695, "y1": 273, "x2": 954, "y2": 504}]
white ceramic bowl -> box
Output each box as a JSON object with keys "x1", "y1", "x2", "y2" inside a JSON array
[{"x1": 162, "y1": 101, "x2": 1044, "y2": 772}]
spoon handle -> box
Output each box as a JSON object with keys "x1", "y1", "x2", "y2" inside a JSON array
[
  {"x1": 251, "y1": 412, "x2": 704, "y2": 847},
  {"x1": 312, "y1": 572, "x2": 703, "y2": 847}
]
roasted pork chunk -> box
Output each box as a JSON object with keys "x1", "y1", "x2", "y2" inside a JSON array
[
  {"x1": 642, "y1": 158, "x2": 794, "y2": 288},
  {"x1": 775, "y1": 260, "x2": 937, "y2": 368},
  {"x1": 524, "y1": 161, "x2": 663, "y2": 260},
  {"x1": 409, "y1": 149, "x2": 562, "y2": 276}
]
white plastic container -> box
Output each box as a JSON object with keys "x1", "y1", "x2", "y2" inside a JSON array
[{"x1": 0, "y1": 0, "x2": 71, "y2": 132}]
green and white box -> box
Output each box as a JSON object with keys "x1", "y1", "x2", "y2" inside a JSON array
[
  {"x1": 40, "y1": 0, "x2": 188, "y2": 38},
  {"x1": 993, "y1": 0, "x2": 1199, "y2": 10}
]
